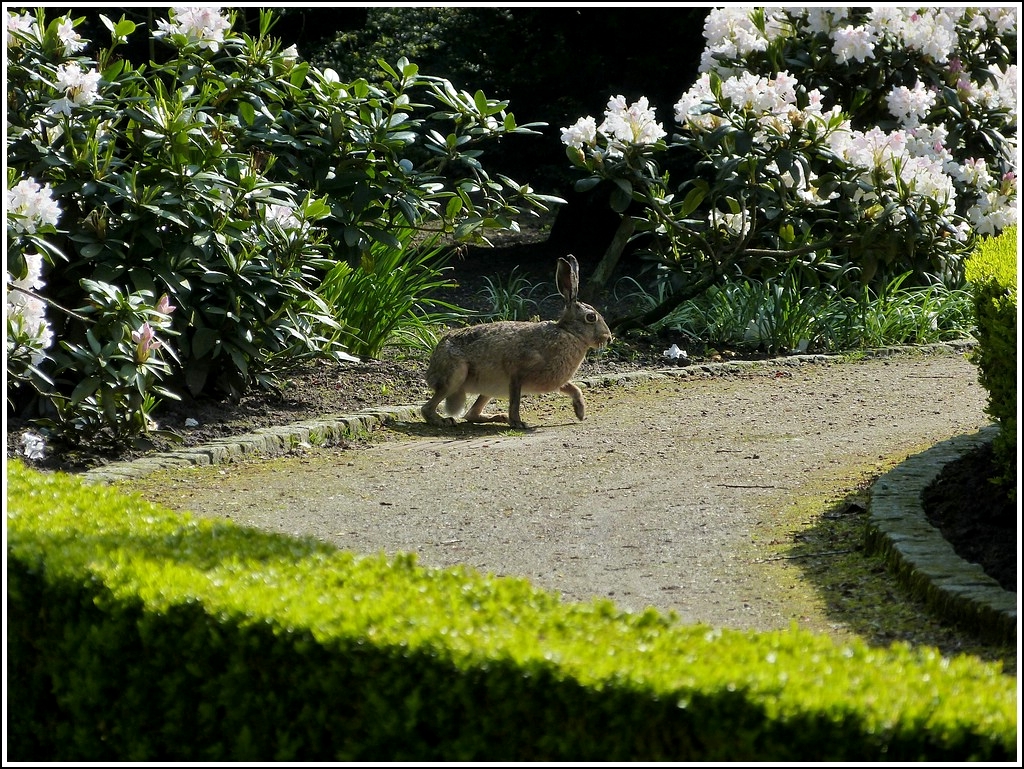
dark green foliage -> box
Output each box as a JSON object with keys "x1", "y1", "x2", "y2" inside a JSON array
[
  {"x1": 6, "y1": 460, "x2": 1016, "y2": 761},
  {"x1": 304, "y1": 7, "x2": 709, "y2": 194},
  {"x1": 6, "y1": 8, "x2": 558, "y2": 444}
]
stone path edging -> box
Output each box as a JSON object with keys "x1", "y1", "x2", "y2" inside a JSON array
[
  {"x1": 866, "y1": 424, "x2": 1016, "y2": 644},
  {"x1": 80, "y1": 341, "x2": 1014, "y2": 643}
]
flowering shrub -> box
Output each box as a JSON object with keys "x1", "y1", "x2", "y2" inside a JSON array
[
  {"x1": 562, "y1": 7, "x2": 1017, "y2": 328},
  {"x1": 6, "y1": 7, "x2": 558, "y2": 447}
]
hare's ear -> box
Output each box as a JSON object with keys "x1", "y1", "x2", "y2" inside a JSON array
[{"x1": 556, "y1": 254, "x2": 580, "y2": 303}]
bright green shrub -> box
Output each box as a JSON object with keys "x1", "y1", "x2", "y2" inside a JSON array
[
  {"x1": 965, "y1": 226, "x2": 1018, "y2": 498},
  {"x1": 6, "y1": 460, "x2": 1016, "y2": 761}
]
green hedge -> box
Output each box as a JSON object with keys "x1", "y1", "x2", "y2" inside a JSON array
[
  {"x1": 965, "y1": 226, "x2": 1018, "y2": 497},
  {"x1": 5, "y1": 460, "x2": 1016, "y2": 761}
]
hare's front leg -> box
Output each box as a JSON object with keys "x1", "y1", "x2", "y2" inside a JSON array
[
  {"x1": 506, "y1": 378, "x2": 529, "y2": 429},
  {"x1": 465, "y1": 395, "x2": 508, "y2": 424},
  {"x1": 560, "y1": 382, "x2": 585, "y2": 421}
]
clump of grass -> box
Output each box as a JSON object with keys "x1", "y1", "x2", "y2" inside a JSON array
[
  {"x1": 620, "y1": 271, "x2": 974, "y2": 355},
  {"x1": 316, "y1": 227, "x2": 468, "y2": 358},
  {"x1": 477, "y1": 267, "x2": 551, "y2": 321}
]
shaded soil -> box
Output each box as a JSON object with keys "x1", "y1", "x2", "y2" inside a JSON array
[{"x1": 922, "y1": 441, "x2": 1016, "y2": 592}]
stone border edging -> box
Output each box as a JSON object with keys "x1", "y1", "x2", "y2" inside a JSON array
[
  {"x1": 80, "y1": 405, "x2": 422, "y2": 484},
  {"x1": 866, "y1": 425, "x2": 1016, "y2": 644}
]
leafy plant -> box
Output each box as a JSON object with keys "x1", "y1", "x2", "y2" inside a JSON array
[
  {"x1": 5, "y1": 7, "x2": 562, "y2": 445},
  {"x1": 316, "y1": 228, "x2": 466, "y2": 359},
  {"x1": 562, "y1": 8, "x2": 1016, "y2": 331}
]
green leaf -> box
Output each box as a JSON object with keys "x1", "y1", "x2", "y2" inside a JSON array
[
  {"x1": 473, "y1": 90, "x2": 489, "y2": 115},
  {"x1": 680, "y1": 186, "x2": 707, "y2": 217},
  {"x1": 70, "y1": 376, "x2": 100, "y2": 406},
  {"x1": 610, "y1": 184, "x2": 632, "y2": 214},
  {"x1": 190, "y1": 327, "x2": 219, "y2": 359},
  {"x1": 113, "y1": 17, "x2": 136, "y2": 38},
  {"x1": 238, "y1": 102, "x2": 256, "y2": 127},
  {"x1": 574, "y1": 177, "x2": 602, "y2": 193},
  {"x1": 445, "y1": 197, "x2": 464, "y2": 218}
]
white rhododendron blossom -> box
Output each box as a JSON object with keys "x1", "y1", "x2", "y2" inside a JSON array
[
  {"x1": 156, "y1": 6, "x2": 232, "y2": 52},
  {"x1": 799, "y1": 7, "x2": 844, "y2": 36},
  {"x1": 5, "y1": 10, "x2": 36, "y2": 46},
  {"x1": 265, "y1": 203, "x2": 302, "y2": 230},
  {"x1": 967, "y1": 185, "x2": 1017, "y2": 235},
  {"x1": 899, "y1": 10, "x2": 958, "y2": 63},
  {"x1": 832, "y1": 24, "x2": 877, "y2": 65},
  {"x1": 715, "y1": 211, "x2": 750, "y2": 238},
  {"x1": 560, "y1": 115, "x2": 597, "y2": 149},
  {"x1": 886, "y1": 82, "x2": 937, "y2": 128},
  {"x1": 866, "y1": 7, "x2": 906, "y2": 38},
  {"x1": 598, "y1": 95, "x2": 666, "y2": 148},
  {"x1": 6, "y1": 252, "x2": 54, "y2": 365},
  {"x1": 675, "y1": 70, "x2": 839, "y2": 142},
  {"x1": 827, "y1": 125, "x2": 960, "y2": 224},
  {"x1": 699, "y1": 6, "x2": 788, "y2": 74},
  {"x1": 974, "y1": 63, "x2": 1018, "y2": 117},
  {"x1": 47, "y1": 62, "x2": 102, "y2": 115},
  {"x1": 905, "y1": 124, "x2": 954, "y2": 167},
  {"x1": 55, "y1": 17, "x2": 86, "y2": 54},
  {"x1": 6, "y1": 178, "x2": 61, "y2": 234}
]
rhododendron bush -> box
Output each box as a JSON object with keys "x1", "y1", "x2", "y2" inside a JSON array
[
  {"x1": 5, "y1": 7, "x2": 557, "y2": 446},
  {"x1": 562, "y1": 6, "x2": 1017, "y2": 327}
]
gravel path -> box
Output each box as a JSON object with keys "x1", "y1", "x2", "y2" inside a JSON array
[{"x1": 142, "y1": 348, "x2": 992, "y2": 640}]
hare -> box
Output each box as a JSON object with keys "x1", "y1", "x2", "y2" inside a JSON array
[{"x1": 421, "y1": 254, "x2": 613, "y2": 429}]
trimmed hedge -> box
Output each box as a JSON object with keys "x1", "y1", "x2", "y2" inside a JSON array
[
  {"x1": 965, "y1": 226, "x2": 1018, "y2": 497},
  {"x1": 5, "y1": 460, "x2": 1017, "y2": 761}
]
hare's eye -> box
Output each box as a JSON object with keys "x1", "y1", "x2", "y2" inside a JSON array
[{"x1": 585, "y1": 312, "x2": 597, "y2": 323}]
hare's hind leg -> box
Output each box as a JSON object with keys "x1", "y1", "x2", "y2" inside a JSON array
[
  {"x1": 560, "y1": 382, "x2": 586, "y2": 421},
  {"x1": 465, "y1": 395, "x2": 508, "y2": 424},
  {"x1": 421, "y1": 361, "x2": 469, "y2": 426},
  {"x1": 421, "y1": 390, "x2": 457, "y2": 426}
]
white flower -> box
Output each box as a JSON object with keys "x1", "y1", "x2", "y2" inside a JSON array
[
  {"x1": 598, "y1": 95, "x2": 666, "y2": 147},
  {"x1": 5, "y1": 11, "x2": 36, "y2": 47},
  {"x1": 6, "y1": 179, "x2": 61, "y2": 234},
  {"x1": 20, "y1": 431, "x2": 46, "y2": 461},
  {"x1": 717, "y1": 211, "x2": 750, "y2": 237},
  {"x1": 899, "y1": 11, "x2": 956, "y2": 63},
  {"x1": 265, "y1": 203, "x2": 301, "y2": 229},
  {"x1": 797, "y1": 7, "x2": 845, "y2": 37},
  {"x1": 48, "y1": 62, "x2": 102, "y2": 114},
  {"x1": 698, "y1": 6, "x2": 787, "y2": 74},
  {"x1": 6, "y1": 254, "x2": 53, "y2": 365},
  {"x1": 156, "y1": 6, "x2": 232, "y2": 52},
  {"x1": 832, "y1": 24, "x2": 877, "y2": 65},
  {"x1": 560, "y1": 116, "x2": 597, "y2": 149},
  {"x1": 280, "y1": 44, "x2": 298, "y2": 67},
  {"x1": 56, "y1": 17, "x2": 86, "y2": 54},
  {"x1": 886, "y1": 83, "x2": 937, "y2": 128},
  {"x1": 866, "y1": 7, "x2": 905, "y2": 39}
]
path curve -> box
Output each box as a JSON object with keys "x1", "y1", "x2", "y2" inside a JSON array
[{"x1": 108, "y1": 346, "x2": 1002, "y2": 642}]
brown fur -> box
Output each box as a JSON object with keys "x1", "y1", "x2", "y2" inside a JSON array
[{"x1": 421, "y1": 255, "x2": 612, "y2": 428}]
